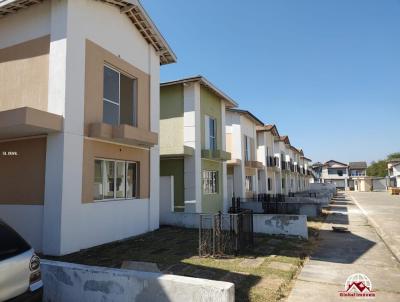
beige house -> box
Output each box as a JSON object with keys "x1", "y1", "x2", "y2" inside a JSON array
[{"x1": 0, "y1": 0, "x2": 175, "y2": 255}]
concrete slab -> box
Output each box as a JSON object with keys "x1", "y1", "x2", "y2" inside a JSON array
[{"x1": 267, "y1": 261, "x2": 295, "y2": 272}]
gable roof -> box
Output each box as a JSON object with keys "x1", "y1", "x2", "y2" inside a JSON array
[
  {"x1": 0, "y1": 0, "x2": 176, "y2": 65},
  {"x1": 324, "y1": 160, "x2": 348, "y2": 168},
  {"x1": 161, "y1": 75, "x2": 238, "y2": 108},
  {"x1": 227, "y1": 108, "x2": 264, "y2": 125},
  {"x1": 349, "y1": 161, "x2": 367, "y2": 170},
  {"x1": 275, "y1": 135, "x2": 291, "y2": 145},
  {"x1": 256, "y1": 124, "x2": 280, "y2": 137}
]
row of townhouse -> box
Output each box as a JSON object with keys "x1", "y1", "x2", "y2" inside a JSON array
[
  {"x1": 0, "y1": 0, "x2": 312, "y2": 256},
  {"x1": 159, "y1": 78, "x2": 313, "y2": 214}
]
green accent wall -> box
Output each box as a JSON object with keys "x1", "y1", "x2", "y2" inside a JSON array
[
  {"x1": 160, "y1": 158, "x2": 184, "y2": 212},
  {"x1": 200, "y1": 87, "x2": 222, "y2": 150},
  {"x1": 160, "y1": 85, "x2": 184, "y2": 155},
  {"x1": 201, "y1": 159, "x2": 223, "y2": 213}
]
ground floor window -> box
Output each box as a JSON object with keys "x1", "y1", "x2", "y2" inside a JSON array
[
  {"x1": 282, "y1": 177, "x2": 285, "y2": 189},
  {"x1": 245, "y1": 176, "x2": 253, "y2": 192},
  {"x1": 268, "y1": 177, "x2": 272, "y2": 191},
  {"x1": 94, "y1": 159, "x2": 137, "y2": 201},
  {"x1": 203, "y1": 170, "x2": 218, "y2": 194}
]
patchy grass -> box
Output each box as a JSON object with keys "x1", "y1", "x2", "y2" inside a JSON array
[{"x1": 47, "y1": 224, "x2": 324, "y2": 302}]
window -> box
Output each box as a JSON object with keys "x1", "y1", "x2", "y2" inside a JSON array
[
  {"x1": 267, "y1": 178, "x2": 272, "y2": 191},
  {"x1": 282, "y1": 177, "x2": 285, "y2": 189},
  {"x1": 103, "y1": 65, "x2": 137, "y2": 126},
  {"x1": 94, "y1": 159, "x2": 138, "y2": 201},
  {"x1": 245, "y1": 136, "x2": 251, "y2": 161},
  {"x1": 203, "y1": 170, "x2": 218, "y2": 194},
  {"x1": 245, "y1": 176, "x2": 253, "y2": 192},
  {"x1": 209, "y1": 117, "x2": 217, "y2": 150},
  {"x1": 337, "y1": 170, "x2": 343, "y2": 176}
]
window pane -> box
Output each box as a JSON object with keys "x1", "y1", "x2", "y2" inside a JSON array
[
  {"x1": 104, "y1": 161, "x2": 115, "y2": 199},
  {"x1": 116, "y1": 162, "x2": 125, "y2": 198},
  {"x1": 126, "y1": 162, "x2": 137, "y2": 198},
  {"x1": 94, "y1": 160, "x2": 103, "y2": 200},
  {"x1": 103, "y1": 100, "x2": 119, "y2": 125},
  {"x1": 103, "y1": 66, "x2": 119, "y2": 103},
  {"x1": 120, "y1": 74, "x2": 136, "y2": 126}
]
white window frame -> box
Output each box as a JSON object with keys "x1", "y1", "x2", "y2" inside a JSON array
[
  {"x1": 94, "y1": 158, "x2": 138, "y2": 202},
  {"x1": 203, "y1": 170, "x2": 218, "y2": 194},
  {"x1": 103, "y1": 64, "x2": 137, "y2": 126}
]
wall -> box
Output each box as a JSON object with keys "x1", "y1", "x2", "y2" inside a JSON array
[
  {"x1": 42, "y1": 260, "x2": 234, "y2": 302},
  {"x1": 200, "y1": 86, "x2": 222, "y2": 150},
  {"x1": 0, "y1": 137, "x2": 46, "y2": 204},
  {"x1": 160, "y1": 85, "x2": 184, "y2": 155},
  {"x1": 201, "y1": 159, "x2": 223, "y2": 213},
  {"x1": 160, "y1": 159, "x2": 184, "y2": 211},
  {"x1": 253, "y1": 214, "x2": 308, "y2": 239}
]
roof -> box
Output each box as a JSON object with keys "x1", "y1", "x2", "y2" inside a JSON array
[
  {"x1": 0, "y1": 0, "x2": 176, "y2": 65},
  {"x1": 256, "y1": 124, "x2": 280, "y2": 137},
  {"x1": 349, "y1": 161, "x2": 367, "y2": 170},
  {"x1": 275, "y1": 135, "x2": 291, "y2": 145},
  {"x1": 323, "y1": 160, "x2": 348, "y2": 168},
  {"x1": 387, "y1": 158, "x2": 400, "y2": 164},
  {"x1": 312, "y1": 162, "x2": 323, "y2": 167},
  {"x1": 227, "y1": 108, "x2": 264, "y2": 125},
  {"x1": 301, "y1": 156, "x2": 312, "y2": 162},
  {"x1": 161, "y1": 76, "x2": 238, "y2": 108}
]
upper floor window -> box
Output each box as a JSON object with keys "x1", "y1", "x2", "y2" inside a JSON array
[
  {"x1": 209, "y1": 117, "x2": 216, "y2": 150},
  {"x1": 103, "y1": 65, "x2": 137, "y2": 126}
]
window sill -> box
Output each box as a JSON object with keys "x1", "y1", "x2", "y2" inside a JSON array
[
  {"x1": 89, "y1": 122, "x2": 158, "y2": 148},
  {"x1": 92, "y1": 197, "x2": 140, "y2": 203}
]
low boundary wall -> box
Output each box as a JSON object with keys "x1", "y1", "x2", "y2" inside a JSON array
[{"x1": 42, "y1": 260, "x2": 234, "y2": 302}]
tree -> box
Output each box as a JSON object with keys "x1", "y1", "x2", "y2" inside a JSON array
[{"x1": 366, "y1": 152, "x2": 400, "y2": 177}]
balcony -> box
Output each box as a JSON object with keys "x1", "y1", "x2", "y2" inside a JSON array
[
  {"x1": 161, "y1": 145, "x2": 194, "y2": 158},
  {"x1": 89, "y1": 123, "x2": 158, "y2": 148},
  {"x1": 202, "y1": 149, "x2": 231, "y2": 161},
  {"x1": 245, "y1": 160, "x2": 264, "y2": 169},
  {"x1": 0, "y1": 107, "x2": 63, "y2": 140}
]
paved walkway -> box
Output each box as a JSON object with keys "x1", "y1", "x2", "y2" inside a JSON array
[
  {"x1": 287, "y1": 192, "x2": 400, "y2": 302},
  {"x1": 349, "y1": 191, "x2": 400, "y2": 261}
]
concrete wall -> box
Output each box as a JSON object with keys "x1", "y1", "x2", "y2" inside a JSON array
[
  {"x1": 253, "y1": 214, "x2": 308, "y2": 239},
  {"x1": 42, "y1": 260, "x2": 234, "y2": 302},
  {"x1": 160, "y1": 211, "x2": 308, "y2": 238}
]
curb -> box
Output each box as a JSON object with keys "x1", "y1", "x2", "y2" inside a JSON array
[{"x1": 349, "y1": 194, "x2": 400, "y2": 263}]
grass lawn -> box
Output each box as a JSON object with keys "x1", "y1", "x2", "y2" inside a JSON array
[{"x1": 47, "y1": 222, "x2": 324, "y2": 302}]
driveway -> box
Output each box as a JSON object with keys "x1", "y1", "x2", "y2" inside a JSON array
[
  {"x1": 287, "y1": 192, "x2": 400, "y2": 302},
  {"x1": 349, "y1": 191, "x2": 400, "y2": 261}
]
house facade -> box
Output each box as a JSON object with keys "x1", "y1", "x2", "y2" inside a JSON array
[
  {"x1": 348, "y1": 161, "x2": 367, "y2": 190},
  {"x1": 160, "y1": 76, "x2": 236, "y2": 213},
  {"x1": 320, "y1": 160, "x2": 349, "y2": 189},
  {"x1": 226, "y1": 109, "x2": 264, "y2": 201},
  {"x1": 0, "y1": 0, "x2": 175, "y2": 255},
  {"x1": 388, "y1": 159, "x2": 400, "y2": 188}
]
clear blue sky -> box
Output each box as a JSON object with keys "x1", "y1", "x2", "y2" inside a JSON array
[{"x1": 142, "y1": 0, "x2": 400, "y2": 164}]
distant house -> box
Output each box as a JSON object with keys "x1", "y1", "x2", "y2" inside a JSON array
[
  {"x1": 311, "y1": 162, "x2": 323, "y2": 183},
  {"x1": 320, "y1": 160, "x2": 349, "y2": 189},
  {"x1": 348, "y1": 162, "x2": 367, "y2": 190},
  {"x1": 388, "y1": 159, "x2": 400, "y2": 188}
]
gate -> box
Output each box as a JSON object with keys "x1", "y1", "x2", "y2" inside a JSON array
[{"x1": 198, "y1": 210, "x2": 254, "y2": 257}]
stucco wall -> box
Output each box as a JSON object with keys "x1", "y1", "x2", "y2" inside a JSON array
[
  {"x1": 200, "y1": 86, "x2": 222, "y2": 150},
  {"x1": 160, "y1": 159, "x2": 184, "y2": 211},
  {"x1": 202, "y1": 159, "x2": 224, "y2": 213}
]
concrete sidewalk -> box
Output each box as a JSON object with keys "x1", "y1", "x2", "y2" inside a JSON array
[
  {"x1": 349, "y1": 191, "x2": 400, "y2": 262},
  {"x1": 287, "y1": 192, "x2": 400, "y2": 302}
]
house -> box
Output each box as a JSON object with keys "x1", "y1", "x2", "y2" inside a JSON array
[
  {"x1": 0, "y1": 0, "x2": 175, "y2": 255},
  {"x1": 273, "y1": 136, "x2": 292, "y2": 194},
  {"x1": 388, "y1": 159, "x2": 400, "y2": 188},
  {"x1": 310, "y1": 162, "x2": 324, "y2": 183},
  {"x1": 225, "y1": 109, "x2": 264, "y2": 201},
  {"x1": 320, "y1": 160, "x2": 349, "y2": 189},
  {"x1": 348, "y1": 161, "x2": 367, "y2": 190},
  {"x1": 256, "y1": 124, "x2": 280, "y2": 195},
  {"x1": 159, "y1": 76, "x2": 236, "y2": 213},
  {"x1": 301, "y1": 155, "x2": 313, "y2": 189}
]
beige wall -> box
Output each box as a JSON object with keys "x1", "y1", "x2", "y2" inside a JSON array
[
  {"x1": 0, "y1": 35, "x2": 50, "y2": 112},
  {"x1": 84, "y1": 40, "x2": 150, "y2": 136},
  {"x1": 82, "y1": 138, "x2": 150, "y2": 203},
  {"x1": 0, "y1": 137, "x2": 46, "y2": 205}
]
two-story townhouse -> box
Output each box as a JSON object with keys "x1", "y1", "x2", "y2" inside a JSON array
[
  {"x1": 256, "y1": 124, "x2": 280, "y2": 195},
  {"x1": 388, "y1": 159, "x2": 400, "y2": 188},
  {"x1": 159, "y1": 76, "x2": 236, "y2": 213},
  {"x1": 321, "y1": 160, "x2": 349, "y2": 190},
  {"x1": 273, "y1": 136, "x2": 291, "y2": 194},
  {"x1": 302, "y1": 156, "x2": 313, "y2": 188},
  {"x1": 311, "y1": 162, "x2": 323, "y2": 183},
  {"x1": 0, "y1": 0, "x2": 175, "y2": 255},
  {"x1": 348, "y1": 161, "x2": 367, "y2": 190},
  {"x1": 226, "y1": 109, "x2": 264, "y2": 201}
]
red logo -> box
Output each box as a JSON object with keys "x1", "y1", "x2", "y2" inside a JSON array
[{"x1": 339, "y1": 273, "x2": 376, "y2": 298}]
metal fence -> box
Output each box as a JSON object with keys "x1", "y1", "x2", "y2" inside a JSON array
[{"x1": 199, "y1": 210, "x2": 254, "y2": 257}]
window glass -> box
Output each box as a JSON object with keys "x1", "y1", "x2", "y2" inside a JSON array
[
  {"x1": 103, "y1": 66, "x2": 119, "y2": 103},
  {"x1": 0, "y1": 221, "x2": 30, "y2": 261},
  {"x1": 94, "y1": 160, "x2": 103, "y2": 200},
  {"x1": 268, "y1": 178, "x2": 272, "y2": 191},
  {"x1": 126, "y1": 162, "x2": 137, "y2": 198},
  {"x1": 104, "y1": 161, "x2": 115, "y2": 199},
  {"x1": 120, "y1": 73, "x2": 136, "y2": 126},
  {"x1": 103, "y1": 100, "x2": 119, "y2": 125},
  {"x1": 115, "y1": 161, "x2": 125, "y2": 198},
  {"x1": 245, "y1": 176, "x2": 253, "y2": 192},
  {"x1": 203, "y1": 170, "x2": 218, "y2": 194},
  {"x1": 209, "y1": 118, "x2": 216, "y2": 150}
]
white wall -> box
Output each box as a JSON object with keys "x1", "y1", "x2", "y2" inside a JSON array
[{"x1": 0, "y1": 205, "x2": 43, "y2": 251}]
